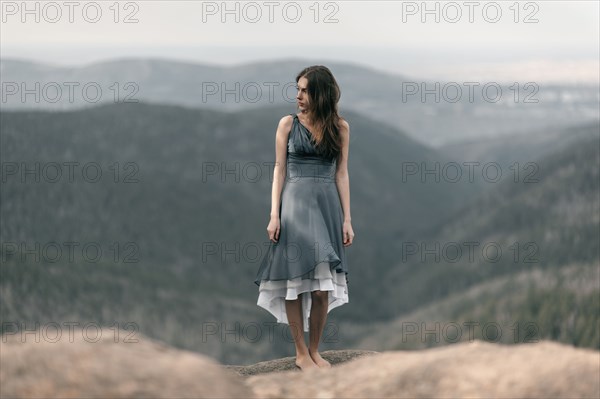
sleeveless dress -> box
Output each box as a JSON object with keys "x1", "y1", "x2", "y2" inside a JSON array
[{"x1": 254, "y1": 113, "x2": 350, "y2": 332}]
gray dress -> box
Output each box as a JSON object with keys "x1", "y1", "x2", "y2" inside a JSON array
[{"x1": 254, "y1": 113, "x2": 349, "y2": 331}]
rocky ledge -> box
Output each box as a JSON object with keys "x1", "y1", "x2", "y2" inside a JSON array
[{"x1": 1, "y1": 330, "x2": 598, "y2": 398}]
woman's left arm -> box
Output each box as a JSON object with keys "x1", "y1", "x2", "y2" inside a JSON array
[{"x1": 335, "y1": 119, "x2": 354, "y2": 246}]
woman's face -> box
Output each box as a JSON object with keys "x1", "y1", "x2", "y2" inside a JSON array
[{"x1": 296, "y1": 76, "x2": 310, "y2": 111}]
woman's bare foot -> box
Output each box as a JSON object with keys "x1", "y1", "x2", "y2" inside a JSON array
[
  {"x1": 308, "y1": 349, "x2": 332, "y2": 369},
  {"x1": 295, "y1": 354, "x2": 319, "y2": 371}
]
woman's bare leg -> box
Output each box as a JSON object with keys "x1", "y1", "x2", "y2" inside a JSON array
[
  {"x1": 285, "y1": 293, "x2": 318, "y2": 370},
  {"x1": 308, "y1": 290, "x2": 332, "y2": 368}
]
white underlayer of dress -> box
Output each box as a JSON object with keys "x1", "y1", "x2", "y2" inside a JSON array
[{"x1": 257, "y1": 261, "x2": 349, "y2": 333}]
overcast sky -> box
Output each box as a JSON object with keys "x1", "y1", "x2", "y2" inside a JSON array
[{"x1": 1, "y1": 0, "x2": 598, "y2": 83}]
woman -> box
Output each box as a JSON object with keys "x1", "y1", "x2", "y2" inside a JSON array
[{"x1": 254, "y1": 65, "x2": 355, "y2": 371}]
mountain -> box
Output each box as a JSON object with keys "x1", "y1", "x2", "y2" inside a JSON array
[
  {"x1": 1, "y1": 101, "x2": 472, "y2": 364},
  {"x1": 354, "y1": 133, "x2": 600, "y2": 350},
  {"x1": 441, "y1": 120, "x2": 600, "y2": 172},
  {"x1": 2, "y1": 57, "x2": 598, "y2": 146},
  {"x1": 1, "y1": 101, "x2": 597, "y2": 365}
]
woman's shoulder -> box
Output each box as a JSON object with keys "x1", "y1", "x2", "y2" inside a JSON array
[
  {"x1": 278, "y1": 113, "x2": 295, "y2": 126},
  {"x1": 274, "y1": 114, "x2": 295, "y2": 138},
  {"x1": 337, "y1": 116, "x2": 350, "y2": 133}
]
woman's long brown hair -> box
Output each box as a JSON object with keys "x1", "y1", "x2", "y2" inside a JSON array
[{"x1": 296, "y1": 65, "x2": 343, "y2": 161}]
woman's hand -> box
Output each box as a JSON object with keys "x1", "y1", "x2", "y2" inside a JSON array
[
  {"x1": 267, "y1": 216, "x2": 281, "y2": 243},
  {"x1": 342, "y1": 221, "x2": 355, "y2": 247}
]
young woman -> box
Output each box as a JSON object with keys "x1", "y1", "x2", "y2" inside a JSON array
[{"x1": 254, "y1": 65, "x2": 354, "y2": 371}]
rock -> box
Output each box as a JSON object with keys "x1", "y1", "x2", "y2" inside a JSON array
[
  {"x1": 244, "y1": 340, "x2": 600, "y2": 398},
  {"x1": 2, "y1": 331, "x2": 598, "y2": 399},
  {"x1": 0, "y1": 329, "x2": 251, "y2": 399},
  {"x1": 223, "y1": 349, "x2": 380, "y2": 377}
]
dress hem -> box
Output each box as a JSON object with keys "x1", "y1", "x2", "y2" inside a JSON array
[
  {"x1": 254, "y1": 249, "x2": 347, "y2": 287},
  {"x1": 256, "y1": 261, "x2": 349, "y2": 333}
]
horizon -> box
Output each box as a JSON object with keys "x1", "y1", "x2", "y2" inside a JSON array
[
  {"x1": 2, "y1": 52, "x2": 599, "y2": 86},
  {"x1": 1, "y1": 1, "x2": 598, "y2": 84}
]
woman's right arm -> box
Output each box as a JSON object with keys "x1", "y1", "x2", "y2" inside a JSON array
[{"x1": 266, "y1": 115, "x2": 292, "y2": 242}]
